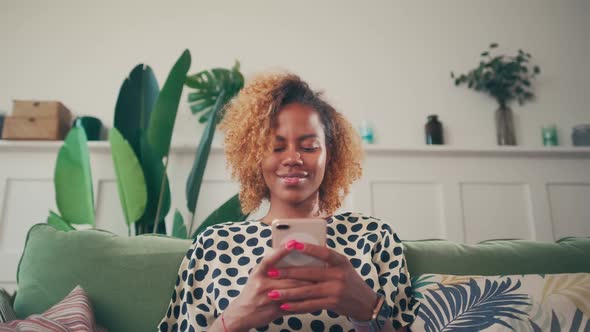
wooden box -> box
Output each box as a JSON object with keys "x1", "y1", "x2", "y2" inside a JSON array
[{"x1": 1, "y1": 101, "x2": 73, "y2": 140}]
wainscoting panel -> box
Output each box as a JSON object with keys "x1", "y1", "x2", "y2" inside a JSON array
[
  {"x1": 547, "y1": 183, "x2": 590, "y2": 240},
  {"x1": 94, "y1": 179, "x2": 127, "y2": 237},
  {"x1": 460, "y1": 182, "x2": 533, "y2": 244},
  {"x1": 371, "y1": 181, "x2": 444, "y2": 240}
]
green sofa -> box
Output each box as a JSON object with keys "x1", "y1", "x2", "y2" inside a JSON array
[{"x1": 10, "y1": 224, "x2": 590, "y2": 332}]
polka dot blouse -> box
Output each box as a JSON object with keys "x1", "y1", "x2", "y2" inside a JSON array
[{"x1": 158, "y1": 212, "x2": 419, "y2": 331}]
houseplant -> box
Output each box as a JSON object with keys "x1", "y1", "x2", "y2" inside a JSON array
[
  {"x1": 451, "y1": 43, "x2": 541, "y2": 145},
  {"x1": 48, "y1": 51, "x2": 248, "y2": 238}
]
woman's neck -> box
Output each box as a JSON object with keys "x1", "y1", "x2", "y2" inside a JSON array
[{"x1": 259, "y1": 195, "x2": 328, "y2": 225}]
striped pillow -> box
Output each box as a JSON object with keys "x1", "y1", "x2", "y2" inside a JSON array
[
  {"x1": 0, "y1": 286, "x2": 103, "y2": 332},
  {"x1": 0, "y1": 289, "x2": 17, "y2": 323}
]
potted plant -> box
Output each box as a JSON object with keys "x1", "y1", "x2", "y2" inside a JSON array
[{"x1": 451, "y1": 43, "x2": 541, "y2": 145}]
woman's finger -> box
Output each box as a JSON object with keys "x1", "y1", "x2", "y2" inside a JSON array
[
  {"x1": 278, "y1": 297, "x2": 335, "y2": 315},
  {"x1": 294, "y1": 242, "x2": 348, "y2": 266},
  {"x1": 267, "y1": 283, "x2": 326, "y2": 303},
  {"x1": 252, "y1": 245, "x2": 294, "y2": 276},
  {"x1": 275, "y1": 266, "x2": 336, "y2": 282}
]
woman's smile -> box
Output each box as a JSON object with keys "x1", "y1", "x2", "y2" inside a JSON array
[{"x1": 277, "y1": 171, "x2": 309, "y2": 186}]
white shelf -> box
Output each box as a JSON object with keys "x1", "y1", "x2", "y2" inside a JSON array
[{"x1": 1, "y1": 140, "x2": 590, "y2": 158}]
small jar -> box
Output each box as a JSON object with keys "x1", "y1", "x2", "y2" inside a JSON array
[
  {"x1": 542, "y1": 124, "x2": 558, "y2": 146},
  {"x1": 425, "y1": 115, "x2": 444, "y2": 145},
  {"x1": 572, "y1": 124, "x2": 590, "y2": 146},
  {"x1": 359, "y1": 120, "x2": 374, "y2": 144}
]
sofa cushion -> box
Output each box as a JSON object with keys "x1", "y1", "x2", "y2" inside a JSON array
[
  {"x1": 404, "y1": 237, "x2": 590, "y2": 276},
  {"x1": 0, "y1": 289, "x2": 16, "y2": 323},
  {"x1": 1, "y1": 285, "x2": 105, "y2": 332},
  {"x1": 411, "y1": 273, "x2": 590, "y2": 331},
  {"x1": 14, "y1": 224, "x2": 191, "y2": 332}
]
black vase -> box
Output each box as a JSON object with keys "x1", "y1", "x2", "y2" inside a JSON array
[{"x1": 425, "y1": 115, "x2": 444, "y2": 145}]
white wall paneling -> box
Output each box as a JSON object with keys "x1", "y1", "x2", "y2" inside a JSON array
[
  {"x1": 547, "y1": 183, "x2": 590, "y2": 240},
  {"x1": 1, "y1": 142, "x2": 590, "y2": 291}
]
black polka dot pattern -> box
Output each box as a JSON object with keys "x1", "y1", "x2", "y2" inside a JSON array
[{"x1": 158, "y1": 212, "x2": 419, "y2": 331}]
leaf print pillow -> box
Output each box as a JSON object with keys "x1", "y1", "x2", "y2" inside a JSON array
[{"x1": 410, "y1": 273, "x2": 590, "y2": 332}]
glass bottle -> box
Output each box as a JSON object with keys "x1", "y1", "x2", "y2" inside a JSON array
[
  {"x1": 425, "y1": 115, "x2": 444, "y2": 145},
  {"x1": 359, "y1": 120, "x2": 374, "y2": 144}
]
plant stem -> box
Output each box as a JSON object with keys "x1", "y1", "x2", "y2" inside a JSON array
[
  {"x1": 152, "y1": 156, "x2": 169, "y2": 234},
  {"x1": 188, "y1": 212, "x2": 197, "y2": 238}
]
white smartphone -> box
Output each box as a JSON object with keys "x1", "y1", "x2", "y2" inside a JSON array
[{"x1": 271, "y1": 218, "x2": 327, "y2": 268}]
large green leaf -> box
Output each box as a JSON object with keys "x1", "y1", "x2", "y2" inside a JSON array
[
  {"x1": 147, "y1": 49, "x2": 191, "y2": 157},
  {"x1": 47, "y1": 210, "x2": 75, "y2": 232},
  {"x1": 186, "y1": 91, "x2": 225, "y2": 217},
  {"x1": 135, "y1": 131, "x2": 170, "y2": 230},
  {"x1": 185, "y1": 61, "x2": 244, "y2": 123},
  {"x1": 192, "y1": 194, "x2": 248, "y2": 238},
  {"x1": 54, "y1": 126, "x2": 95, "y2": 225},
  {"x1": 113, "y1": 64, "x2": 159, "y2": 156},
  {"x1": 172, "y1": 209, "x2": 187, "y2": 239},
  {"x1": 108, "y1": 128, "x2": 147, "y2": 225}
]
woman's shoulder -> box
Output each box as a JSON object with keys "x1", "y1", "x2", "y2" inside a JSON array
[
  {"x1": 196, "y1": 220, "x2": 271, "y2": 241},
  {"x1": 330, "y1": 212, "x2": 396, "y2": 235}
]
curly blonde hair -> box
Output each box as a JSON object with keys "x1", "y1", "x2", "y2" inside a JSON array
[{"x1": 220, "y1": 72, "x2": 363, "y2": 215}]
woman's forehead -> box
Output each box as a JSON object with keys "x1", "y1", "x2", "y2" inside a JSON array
[{"x1": 273, "y1": 104, "x2": 324, "y2": 132}]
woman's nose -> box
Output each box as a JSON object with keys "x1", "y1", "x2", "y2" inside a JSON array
[{"x1": 281, "y1": 150, "x2": 303, "y2": 166}]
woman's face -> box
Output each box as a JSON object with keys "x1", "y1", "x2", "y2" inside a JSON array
[{"x1": 261, "y1": 103, "x2": 328, "y2": 208}]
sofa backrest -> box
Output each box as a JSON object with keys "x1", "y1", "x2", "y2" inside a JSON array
[
  {"x1": 404, "y1": 237, "x2": 590, "y2": 276},
  {"x1": 13, "y1": 224, "x2": 590, "y2": 332}
]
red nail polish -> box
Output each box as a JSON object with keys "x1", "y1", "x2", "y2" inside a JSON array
[
  {"x1": 285, "y1": 240, "x2": 297, "y2": 249},
  {"x1": 267, "y1": 268, "x2": 280, "y2": 278},
  {"x1": 294, "y1": 242, "x2": 304, "y2": 250},
  {"x1": 267, "y1": 290, "x2": 280, "y2": 299},
  {"x1": 280, "y1": 303, "x2": 291, "y2": 311}
]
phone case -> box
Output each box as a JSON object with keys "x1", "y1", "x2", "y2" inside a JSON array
[{"x1": 271, "y1": 218, "x2": 327, "y2": 268}]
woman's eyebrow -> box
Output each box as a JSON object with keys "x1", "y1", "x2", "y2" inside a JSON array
[
  {"x1": 298, "y1": 134, "x2": 319, "y2": 141},
  {"x1": 274, "y1": 134, "x2": 319, "y2": 141}
]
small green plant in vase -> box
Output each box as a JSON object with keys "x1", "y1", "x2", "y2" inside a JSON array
[{"x1": 451, "y1": 43, "x2": 541, "y2": 145}]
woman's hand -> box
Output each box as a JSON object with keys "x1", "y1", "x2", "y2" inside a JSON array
[
  {"x1": 220, "y1": 243, "x2": 315, "y2": 331},
  {"x1": 266, "y1": 241, "x2": 378, "y2": 321}
]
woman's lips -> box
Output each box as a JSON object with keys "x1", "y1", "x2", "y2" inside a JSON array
[
  {"x1": 280, "y1": 176, "x2": 306, "y2": 186},
  {"x1": 277, "y1": 172, "x2": 308, "y2": 186}
]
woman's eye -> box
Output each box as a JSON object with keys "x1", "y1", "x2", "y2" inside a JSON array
[
  {"x1": 302, "y1": 147, "x2": 319, "y2": 152},
  {"x1": 273, "y1": 147, "x2": 285, "y2": 152}
]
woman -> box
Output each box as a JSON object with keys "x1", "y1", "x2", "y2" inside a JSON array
[{"x1": 158, "y1": 73, "x2": 419, "y2": 332}]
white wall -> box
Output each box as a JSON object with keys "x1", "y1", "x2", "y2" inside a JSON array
[{"x1": 0, "y1": 0, "x2": 589, "y2": 147}]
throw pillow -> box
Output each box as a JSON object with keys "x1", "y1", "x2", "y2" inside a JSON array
[
  {"x1": 411, "y1": 273, "x2": 590, "y2": 331},
  {"x1": 0, "y1": 285, "x2": 104, "y2": 332},
  {"x1": 0, "y1": 289, "x2": 17, "y2": 323}
]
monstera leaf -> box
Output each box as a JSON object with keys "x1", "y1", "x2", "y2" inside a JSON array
[
  {"x1": 147, "y1": 49, "x2": 192, "y2": 158},
  {"x1": 418, "y1": 278, "x2": 529, "y2": 332},
  {"x1": 185, "y1": 61, "x2": 243, "y2": 123},
  {"x1": 54, "y1": 126, "x2": 95, "y2": 226},
  {"x1": 184, "y1": 61, "x2": 245, "y2": 235},
  {"x1": 185, "y1": 91, "x2": 224, "y2": 219},
  {"x1": 109, "y1": 128, "x2": 147, "y2": 229}
]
